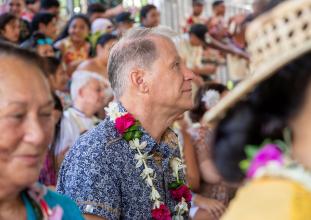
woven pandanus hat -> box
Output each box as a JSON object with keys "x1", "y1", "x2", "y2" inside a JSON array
[{"x1": 203, "y1": 0, "x2": 311, "y2": 123}]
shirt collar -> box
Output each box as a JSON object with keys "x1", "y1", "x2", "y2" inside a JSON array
[{"x1": 117, "y1": 101, "x2": 180, "y2": 158}]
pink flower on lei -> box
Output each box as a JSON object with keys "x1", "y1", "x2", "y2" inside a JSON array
[
  {"x1": 247, "y1": 144, "x2": 283, "y2": 178},
  {"x1": 151, "y1": 204, "x2": 171, "y2": 220},
  {"x1": 115, "y1": 113, "x2": 135, "y2": 134},
  {"x1": 169, "y1": 185, "x2": 192, "y2": 203}
]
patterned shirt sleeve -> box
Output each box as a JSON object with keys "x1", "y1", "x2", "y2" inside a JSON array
[{"x1": 56, "y1": 135, "x2": 121, "y2": 220}]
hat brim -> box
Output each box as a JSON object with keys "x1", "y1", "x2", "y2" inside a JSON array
[{"x1": 203, "y1": 0, "x2": 311, "y2": 123}]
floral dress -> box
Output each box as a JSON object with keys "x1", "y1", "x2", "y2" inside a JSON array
[{"x1": 61, "y1": 37, "x2": 90, "y2": 66}]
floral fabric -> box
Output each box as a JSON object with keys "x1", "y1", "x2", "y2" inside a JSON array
[{"x1": 56, "y1": 103, "x2": 188, "y2": 219}]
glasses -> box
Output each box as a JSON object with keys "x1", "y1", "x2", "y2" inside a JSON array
[{"x1": 36, "y1": 38, "x2": 53, "y2": 46}]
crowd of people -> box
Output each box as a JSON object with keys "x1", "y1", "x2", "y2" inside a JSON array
[{"x1": 0, "y1": 0, "x2": 310, "y2": 219}]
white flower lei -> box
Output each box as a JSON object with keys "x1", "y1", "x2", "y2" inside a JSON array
[
  {"x1": 253, "y1": 159, "x2": 311, "y2": 192},
  {"x1": 105, "y1": 102, "x2": 190, "y2": 218}
]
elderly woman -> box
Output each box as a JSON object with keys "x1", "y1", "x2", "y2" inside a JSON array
[{"x1": 0, "y1": 42, "x2": 83, "y2": 219}]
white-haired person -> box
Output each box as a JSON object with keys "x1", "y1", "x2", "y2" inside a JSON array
[{"x1": 55, "y1": 71, "x2": 107, "y2": 168}]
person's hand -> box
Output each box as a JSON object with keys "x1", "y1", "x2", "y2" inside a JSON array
[{"x1": 194, "y1": 195, "x2": 226, "y2": 219}]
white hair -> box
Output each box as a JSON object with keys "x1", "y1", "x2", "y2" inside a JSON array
[{"x1": 70, "y1": 70, "x2": 106, "y2": 101}]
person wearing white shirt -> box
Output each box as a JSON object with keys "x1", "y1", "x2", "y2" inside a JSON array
[{"x1": 55, "y1": 71, "x2": 107, "y2": 167}]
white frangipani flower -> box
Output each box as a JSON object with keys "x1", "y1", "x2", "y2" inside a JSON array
[
  {"x1": 153, "y1": 200, "x2": 162, "y2": 209},
  {"x1": 104, "y1": 102, "x2": 125, "y2": 121},
  {"x1": 150, "y1": 187, "x2": 161, "y2": 201},
  {"x1": 129, "y1": 139, "x2": 147, "y2": 150},
  {"x1": 174, "y1": 198, "x2": 188, "y2": 217},
  {"x1": 134, "y1": 153, "x2": 150, "y2": 168},
  {"x1": 145, "y1": 176, "x2": 154, "y2": 187},
  {"x1": 141, "y1": 167, "x2": 154, "y2": 179},
  {"x1": 170, "y1": 157, "x2": 185, "y2": 177},
  {"x1": 202, "y1": 89, "x2": 220, "y2": 109}
]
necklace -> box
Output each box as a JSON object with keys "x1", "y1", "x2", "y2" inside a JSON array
[{"x1": 105, "y1": 102, "x2": 192, "y2": 220}]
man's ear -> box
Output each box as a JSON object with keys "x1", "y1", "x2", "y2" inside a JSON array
[{"x1": 130, "y1": 68, "x2": 149, "y2": 94}]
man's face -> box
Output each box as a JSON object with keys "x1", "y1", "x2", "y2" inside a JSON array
[
  {"x1": 193, "y1": 3, "x2": 203, "y2": 16},
  {"x1": 214, "y1": 3, "x2": 225, "y2": 16},
  {"x1": 142, "y1": 8, "x2": 160, "y2": 28},
  {"x1": 145, "y1": 37, "x2": 195, "y2": 113},
  {"x1": 7, "y1": 0, "x2": 24, "y2": 17}
]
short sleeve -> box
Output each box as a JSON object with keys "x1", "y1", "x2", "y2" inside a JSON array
[{"x1": 56, "y1": 139, "x2": 121, "y2": 220}]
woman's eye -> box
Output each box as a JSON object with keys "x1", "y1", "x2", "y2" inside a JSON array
[{"x1": 40, "y1": 112, "x2": 52, "y2": 118}]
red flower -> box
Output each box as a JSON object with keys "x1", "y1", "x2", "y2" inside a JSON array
[
  {"x1": 151, "y1": 204, "x2": 171, "y2": 220},
  {"x1": 115, "y1": 113, "x2": 135, "y2": 134},
  {"x1": 170, "y1": 185, "x2": 192, "y2": 203}
]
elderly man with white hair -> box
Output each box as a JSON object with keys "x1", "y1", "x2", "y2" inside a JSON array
[
  {"x1": 57, "y1": 27, "x2": 195, "y2": 220},
  {"x1": 55, "y1": 71, "x2": 106, "y2": 165}
]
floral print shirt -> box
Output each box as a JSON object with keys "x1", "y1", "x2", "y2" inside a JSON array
[{"x1": 56, "y1": 103, "x2": 187, "y2": 219}]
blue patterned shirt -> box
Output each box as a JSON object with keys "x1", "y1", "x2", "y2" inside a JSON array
[{"x1": 56, "y1": 104, "x2": 188, "y2": 219}]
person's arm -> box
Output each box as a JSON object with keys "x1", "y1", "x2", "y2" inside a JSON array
[
  {"x1": 205, "y1": 36, "x2": 249, "y2": 59},
  {"x1": 192, "y1": 64, "x2": 217, "y2": 76},
  {"x1": 182, "y1": 129, "x2": 200, "y2": 192}
]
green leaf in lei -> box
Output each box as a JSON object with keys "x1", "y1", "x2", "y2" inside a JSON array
[
  {"x1": 168, "y1": 180, "x2": 184, "y2": 190},
  {"x1": 123, "y1": 122, "x2": 143, "y2": 141}
]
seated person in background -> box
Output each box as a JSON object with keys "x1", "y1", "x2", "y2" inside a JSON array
[
  {"x1": 21, "y1": 12, "x2": 57, "y2": 48},
  {"x1": 0, "y1": 13, "x2": 20, "y2": 44},
  {"x1": 22, "y1": 0, "x2": 40, "y2": 22},
  {"x1": 5, "y1": 0, "x2": 31, "y2": 42},
  {"x1": 0, "y1": 42, "x2": 83, "y2": 220},
  {"x1": 206, "y1": 0, "x2": 228, "y2": 41},
  {"x1": 78, "y1": 33, "x2": 117, "y2": 80},
  {"x1": 55, "y1": 71, "x2": 107, "y2": 167},
  {"x1": 175, "y1": 82, "x2": 235, "y2": 220},
  {"x1": 54, "y1": 14, "x2": 91, "y2": 76},
  {"x1": 43, "y1": 56, "x2": 71, "y2": 109},
  {"x1": 77, "y1": 33, "x2": 117, "y2": 110},
  {"x1": 140, "y1": 4, "x2": 160, "y2": 28},
  {"x1": 184, "y1": 0, "x2": 207, "y2": 32},
  {"x1": 113, "y1": 12, "x2": 135, "y2": 37},
  {"x1": 173, "y1": 24, "x2": 217, "y2": 87},
  {"x1": 30, "y1": 32, "x2": 55, "y2": 57},
  {"x1": 89, "y1": 18, "x2": 113, "y2": 50},
  {"x1": 87, "y1": 3, "x2": 106, "y2": 23}
]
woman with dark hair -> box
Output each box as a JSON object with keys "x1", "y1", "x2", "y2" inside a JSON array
[
  {"x1": 185, "y1": 82, "x2": 236, "y2": 220},
  {"x1": 54, "y1": 14, "x2": 91, "y2": 76},
  {"x1": 203, "y1": 0, "x2": 311, "y2": 219},
  {"x1": 0, "y1": 41, "x2": 83, "y2": 219},
  {"x1": 0, "y1": 12, "x2": 20, "y2": 43}
]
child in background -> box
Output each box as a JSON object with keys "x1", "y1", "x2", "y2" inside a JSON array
[
  {"x1": 54, "y1": 14, "x2": 91, "y2": 76},
  {"x1": 31, "y1": 32, "x2": 55, "y2": 57}
]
